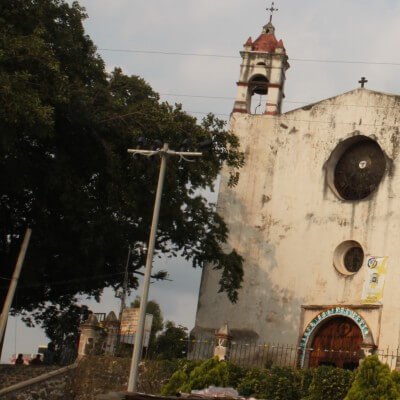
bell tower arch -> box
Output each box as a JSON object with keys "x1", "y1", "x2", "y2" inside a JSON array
[{"x1": 232, "y1": 20, "x2": 290, "y2": 115}]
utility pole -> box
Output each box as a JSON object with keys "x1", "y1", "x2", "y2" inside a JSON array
[
  {"x1": 117, "y1": 245, "x2": 132, "y2": 323},
  {"x1": 126, "y1": 143, "x2": 202, "y2": 393},
  {"x1": 0, "y1": 228, "x2": 32, "y2": 359}
]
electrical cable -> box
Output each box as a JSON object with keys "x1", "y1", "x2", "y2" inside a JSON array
[
  {"x1": 103, "y1": 107, "x2": 400, "y2": 128},
  {"x1": 159, "y1": 92, "x2": 400, "y2": 109},
  {"x1": 14, "y1": 289, "x2": 18, "y2": 358},
  {"x1": 98, "y1": 48, "x2": 400, "y2": 67},
  {"x1": 0, "y1": 266, "x2": 171, "y2": 290}
]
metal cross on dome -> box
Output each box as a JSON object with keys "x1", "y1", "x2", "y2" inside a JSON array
[{"x1": 267, "y1": 2, "x2": 278, "y2": 22}]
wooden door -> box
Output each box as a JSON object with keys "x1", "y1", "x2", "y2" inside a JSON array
[{"x1": 309, "y1": 316, "x2": 363, "y2": 369}]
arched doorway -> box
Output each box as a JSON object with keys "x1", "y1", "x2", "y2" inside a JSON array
[{"x1": 309, "y1": 316, "x2": 363, "y2": 370}]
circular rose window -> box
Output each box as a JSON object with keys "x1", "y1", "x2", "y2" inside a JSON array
[
  {"x1": 343, "y1": 246, "x2": 364, "y2": 273},
  {"x1": 333, "y1": 138, "x2": 386, "y2": 200},
  {"x1": 333, "y1": 241, "x2": 364, "y2": 275}
]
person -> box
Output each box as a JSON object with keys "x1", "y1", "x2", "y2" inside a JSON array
[
  {"x1": 29, "y1": 354, "x2": 42, "y2": 365},
  {"x1": 15, "y1": 353, "x2": 24, "y2": 365},
  {"x1": 43, "y1": 342, "x2": 55, "y2": 365}
]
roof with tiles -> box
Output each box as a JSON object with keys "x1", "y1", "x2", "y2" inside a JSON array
[
  {"x1": 244, "y1": 22, "x2": 286, "y2": 53},
  {"x1": 252, "y1": 33, "x2": 285, "y2": 52}
]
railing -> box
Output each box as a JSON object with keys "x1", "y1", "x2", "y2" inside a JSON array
[
  {"x1": 186, "y1": 339, "x2": 400, "y2": 370},
  {"x1": 94, "y1": 313, "x2": 106, "y2": 323},
  {"x1": 87, "y1": 332, "x2": 400, "y2": 370},
  {"x1": 377, "y1": 347, "x2": 400, "y2": 370}
]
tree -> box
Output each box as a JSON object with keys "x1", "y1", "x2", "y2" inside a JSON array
[
  {"x1": 0, "y1": 0, "x2": 244, "y2": 330},
  {"x1": 153, "y1": 321, "x2": 189, "y2": 360},
  {"x1": 37, "y1": 303, "x2": 90, "y2": 347},
  {"x1": 345, "y1": 355, "x2": 399, "y2": 400}
]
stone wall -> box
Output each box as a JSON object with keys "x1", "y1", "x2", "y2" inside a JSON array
[
  {"x1": 0, "y1": 364, "x2": 76, "y2": 400},
  {"x1": 69, "y1": 357, "x2": 179, "y2": 400},
  {"x1": 0, "y1": 357, "x2": 178, "y2": 400},
  {"x1": 0, "y1": 365, "x2": 59, "y2": 389}
]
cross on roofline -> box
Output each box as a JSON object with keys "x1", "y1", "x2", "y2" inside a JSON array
[
  {"x1": 267, "y1": 1, "x2": 278, "y2": 23},
  {"x1": 359, "y1": 77, "x2": 368, "y2": 88}
]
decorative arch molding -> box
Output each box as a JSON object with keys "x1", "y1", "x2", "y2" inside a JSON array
[{"x1": 299, "y1": 307, "x2": 374, "y2": 367}]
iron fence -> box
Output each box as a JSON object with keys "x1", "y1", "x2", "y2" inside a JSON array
[
  {"x1": 92, "y1": 332, "x2": 400, "y2": 371},
  {"x1": 377, "y1": 347, "x2": 400, "y2": 370},
  {"x1": 188, "y1": 339, "x2": 299, "y2": 368}
]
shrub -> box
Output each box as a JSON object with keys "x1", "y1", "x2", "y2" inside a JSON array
[
  {"x1": 345, "y1": 355, "x2": 399, "y2": 400},
  {"x1": 391, "y1": 369, "x2": 400, "y2": 388},
  {"x1": 160, "y1": 359, "x2": 202, "y2": 396},
  {"x1": 238, "y1": 367, "x2": 302, "y2": 400},
  {"x1": 139, "y1": 359, "x2": 182, "y2": 394},
  {"x1": 160, "y1": 358, "x2": 244, "y2": 395},
  {"x1": 160, "y1": 370, "x2": 188, "y2": 396},
  {"x1": 264, "y1": 367, "x2": 302, "y2": 400},
  {"x1": 188, "y1": 358, "x2": 244, "y2": 391},
  {"x1": 304, "y1": 366, "x2": 354, "y2": 400},
  {"x1": 298, "y1": 368, "x2": 314, "y2": 399},
  {"x1": 237, "y1": 368, "x2": 270, "y2": 397}
]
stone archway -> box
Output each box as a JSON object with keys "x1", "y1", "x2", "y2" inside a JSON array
[
  {"x1": 299, "y1": 307, "x2": 374, "y2": 368},
  {"x1": 309, "y1": 316, "x2": 363, "y2": 369}
]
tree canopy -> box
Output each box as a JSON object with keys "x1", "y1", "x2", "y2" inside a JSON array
[
  {"x1": 152, "y1": 321, "x2": 189, "y2": 360},
  {"x1": 0, "y1": 0, "x2": 244, "y2": 326}
]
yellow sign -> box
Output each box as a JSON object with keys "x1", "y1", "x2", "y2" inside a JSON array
[{"x1": 361, "y1": 256, "x2": 388, "y2": 303}]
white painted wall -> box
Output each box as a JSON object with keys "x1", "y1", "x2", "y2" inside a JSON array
[{"x1": 195, "y1": 89, "x2": 400, "y2": 351}]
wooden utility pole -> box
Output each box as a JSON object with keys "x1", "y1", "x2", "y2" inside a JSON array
[{"x1": 0, "y1": 228, "x2": 32, "y2": 359}]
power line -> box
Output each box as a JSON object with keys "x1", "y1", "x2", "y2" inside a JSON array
[
  {"x1": 99, "y1": 48, "x2": 238, "y2": 59},
  {"x1": 98, "y1": 48, "x2": 400, "y2": 67},
  {"x1": 103, "y1": 106, "x2": 400, "y2": 129},
  {"x1": 159, "y1": 92, "x2": 400, "y2": 110}
]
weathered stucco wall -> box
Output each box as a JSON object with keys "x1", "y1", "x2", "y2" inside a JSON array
[{"x1": 195, "y1": 89, "x2": 400, "y2": 351}]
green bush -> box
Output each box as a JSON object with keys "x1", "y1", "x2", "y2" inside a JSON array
[
  {"x1": 391, "y1": 369, "x2": 400, "y2": 387},
  {"x1": 160, "y1": 359, "x2": 202, "y2": 396},
  {"x1": 304, "y1": 366, "x2": 354, "y2": 400},
  {"x1": 163, "y1": 357, "x2": 400, "y2": 400},
  {"x1": 264, "y1": 367, "x2": 302, "y2": 400},
  {"x1": 298, "y1": 368, "x2": 314, "y2": 399},
  {"x1": 345, "y1": 355, "x2": 399, "y2": 400},
  {"x1": 160, "y1": 358, "x2": 244, "y2": 395},
  {"x1": 237, "y1": 368, "x2": 270, "y2": 397},
  {"x1": 139, "y1": 359, "x2": 184, "y2": 394},
  {"x1": 160, "y1": 370, "x2": 188, "y2": 396},
  {"x1": 237, "y1": 365, "x2": 355, "y2": 400},
  {"x1": 237, "y1": 367, "x2": 303, "y2": 400},
  {"x1": 188, "y1": 358, "x2": 244, "y2": 391}
]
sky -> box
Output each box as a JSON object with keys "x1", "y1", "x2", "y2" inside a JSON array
[{"x1": 3, "y1": 0, "x2": 400, "y2": 362}]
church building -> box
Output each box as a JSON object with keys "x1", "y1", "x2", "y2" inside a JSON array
[{"x1": 193, "y1": 10, "x2": 400, "y2": 369}]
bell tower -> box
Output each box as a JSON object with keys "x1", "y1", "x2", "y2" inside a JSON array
[{"x1": 232, "y1": 6, "x2": 289, "y2": 115}]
